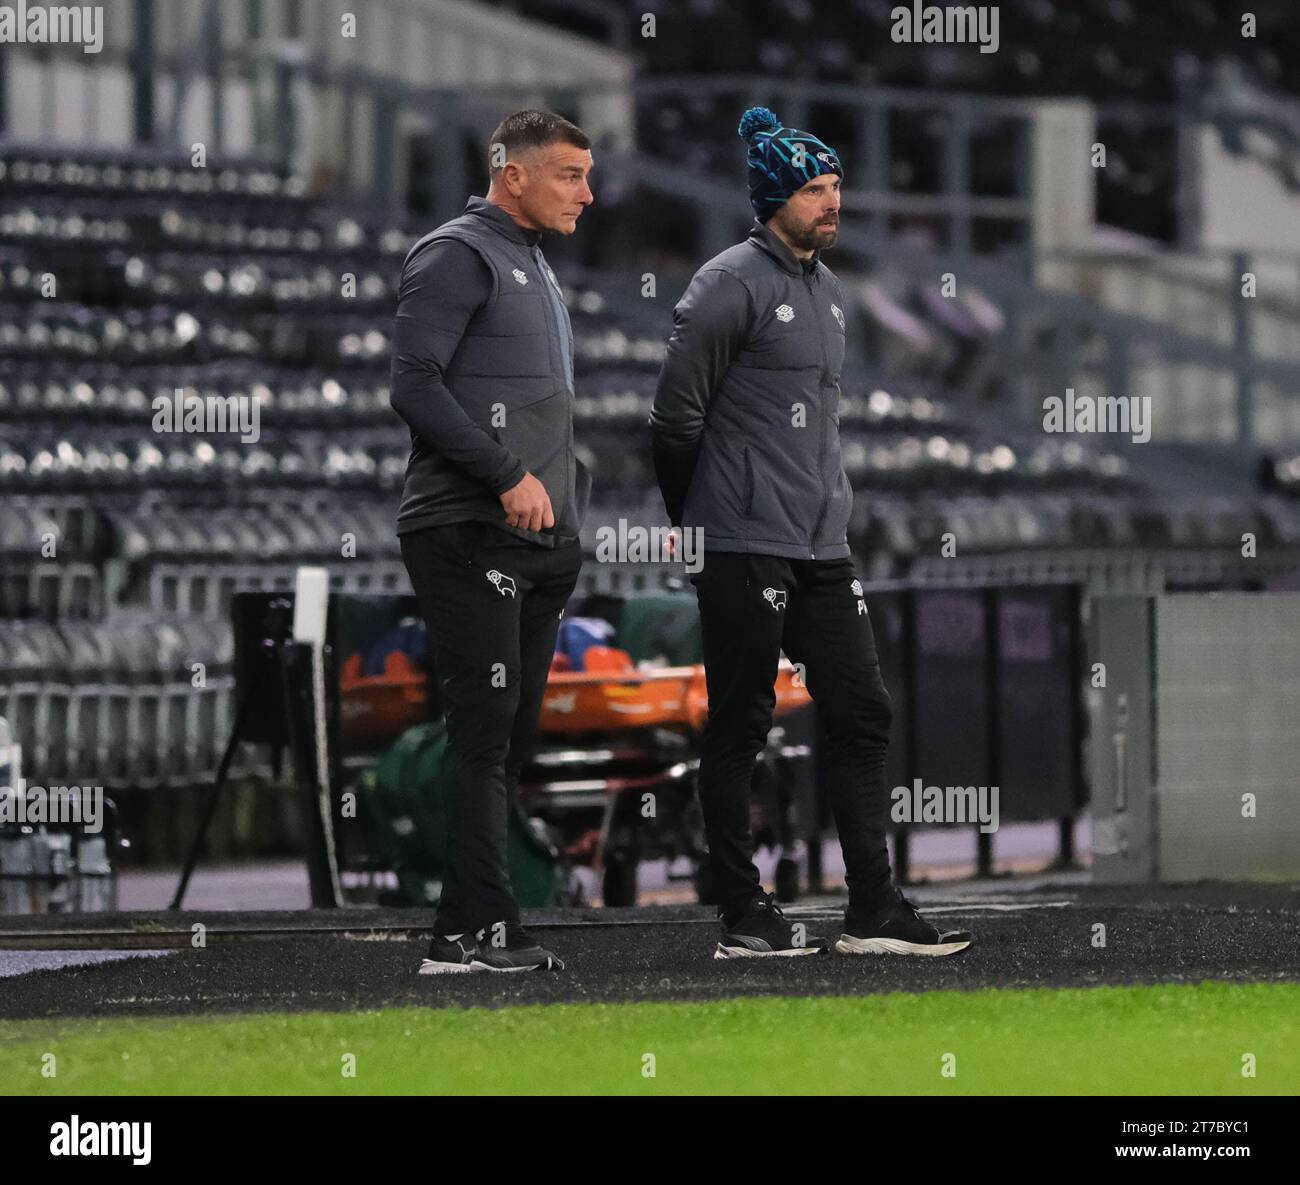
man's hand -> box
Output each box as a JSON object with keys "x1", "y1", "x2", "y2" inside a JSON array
[{"x1": 500, "y1": 472, "x2": 555, "y2": 532}]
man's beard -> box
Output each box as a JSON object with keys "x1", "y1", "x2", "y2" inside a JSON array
[{"x1": 777, "y1": 210, "x2": 838, "y2": 253}]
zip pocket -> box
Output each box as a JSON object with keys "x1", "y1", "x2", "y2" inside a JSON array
[
  {"x1": 456, "y1": 521, "x2": 485, "y2": 567},
  {"x1": 742, "y1": 446, "x2": 755, "y2": 516}
]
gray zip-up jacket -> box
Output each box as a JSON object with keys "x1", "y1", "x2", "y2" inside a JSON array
[
  {"x1": 650, "y1": 220, "x2": 851, "y2": 560},
  {"x1": 390, "y1": 196, "x2": 591, "y2": 547}
]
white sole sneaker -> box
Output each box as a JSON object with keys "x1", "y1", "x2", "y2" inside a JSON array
[
  {"x1": 418, "y1": 958, "x2": 481, "y2": 975},
  {"x1": 834, "y1": 934, "x2": 972, "y2": 957},
  {"x1": 418, "y1": 958, "x2": 547, "y2": 974},
  {"x1": 715, "y1": 943, "x2": 822, "y2": 960}
]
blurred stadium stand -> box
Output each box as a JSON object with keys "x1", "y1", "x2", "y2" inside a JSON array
[{"x1": 1, "y1": 0, "x2": 1299, "y2": 864}]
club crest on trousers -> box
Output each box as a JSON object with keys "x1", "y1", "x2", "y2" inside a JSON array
[{"x1": 486, "y1": 569, "x2": 517, "y2": 597}]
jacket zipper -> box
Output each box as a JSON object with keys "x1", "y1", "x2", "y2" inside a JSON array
[
  {"x1": 533, "y1": 243, "x2": 570, "y2": 534},
  {"x1": 806, "y1": 270, "x2": 831, "y2": 559}
]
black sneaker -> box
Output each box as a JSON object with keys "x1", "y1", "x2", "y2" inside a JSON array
[
  {"x1": 418, "y1": 932, "x2": 480, "y2": 975},
  {"x1": 715, "y1": 892, "x2": 828, "y2": 960},
  {"x1": 835, "y1": 888, "x2": 974, "y2": 957},
  {"x1": 472, "y1": 922, "x2": 566, "y2": 972}
]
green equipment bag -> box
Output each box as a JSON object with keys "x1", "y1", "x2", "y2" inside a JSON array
[
  {"x1": 614, "y1": 592, "x2": 702, "y2": 666},
  {"x1": 359, "y1": 720, "x2": 563, "y2": 908}
]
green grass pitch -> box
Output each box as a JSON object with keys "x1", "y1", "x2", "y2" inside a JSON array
[{"x1": 2, "y1": 982, "x2": 1295, "y2": 1095}]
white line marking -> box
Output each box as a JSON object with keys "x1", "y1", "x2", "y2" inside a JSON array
[
  {"x1": 782, "y1": 900, "x2": 1075, "y2": 918},
  {"x1": 0, "y1": 949, "x2": 175, "y2": 978},
  {"x1": 922, "y1": 902, "x2": 1074, "y2": 913}
]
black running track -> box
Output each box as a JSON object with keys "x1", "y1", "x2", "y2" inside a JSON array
[{"x1": 1, "y1": 881, "x2": 1298, "y2": 1021}]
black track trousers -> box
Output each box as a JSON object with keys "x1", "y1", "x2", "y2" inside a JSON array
[
  {"x1": 400, "y1": 521, "x2": 581, "y2": 934},
  {"x1": 690, "y1": 551, "x2": 895, "y2": 921}
]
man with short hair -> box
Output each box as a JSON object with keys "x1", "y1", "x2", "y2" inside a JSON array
[
  {"x1": 651, "y1": 108, "x2": 974, "y2": 959},
  {"x1": 391, "y1": 110, "x2": 594, "y2": 973}
]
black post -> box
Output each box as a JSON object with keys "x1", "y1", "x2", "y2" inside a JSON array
[
  {"x1": 1058, "y1": 581, "x2": 1087, "y2": 870},
  {"x1": 1233, "y1": 250, "x2": 1254, "y2": 448},
  {"x1": 895, "y1": 825, "x2": 911, "y2": 885},
  {"x1": 374, "y1": 94, "x2": 395, "y2": 217},
  {"x1": 1057, "y1": 815, "x2": 1075, "y2": 866},
  {"x1": 205, "y1": 0, "x2": 224, "y2": 156},
  {"x1": 133, "y1": 0, "x2": 156, "y2": 144},
  {"x1": 858, "y1": 97, "x2": 888, "y2": 243},
  {"x1": 897, "y1": 589, "x2": 918, "y2": 885},
  {"x1": 979, "y1": 587, "x2": 1000, "y2": 878},
  {"x1": 169, "y1": 675, "x2": 261, "y2": 910},
  {"x1": 944, "y1": 101, "x2": 973, "y2": 255}
]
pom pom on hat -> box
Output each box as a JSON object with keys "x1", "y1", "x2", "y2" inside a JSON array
[{"x1": 738, "y1": 107, "x2": 781, "y2": 141}]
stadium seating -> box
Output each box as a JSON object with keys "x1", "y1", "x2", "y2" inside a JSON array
[
  {"x1": 1, "y1": 144, "x2": 1294, "y2": 789},
  {"x1": 477, "y1": 0, "x2": 1298, "y2": 244}
]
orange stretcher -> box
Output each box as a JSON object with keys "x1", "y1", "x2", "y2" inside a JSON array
[
  {"x1": 538, "y1": 652, "x2": 810, "y2": 737},
  {"x1": 340, "y1": 649, "x2": 811, "y2": 746},
  {"x1": 339, "y1": 650, "x2": 428, "y2": 747}
]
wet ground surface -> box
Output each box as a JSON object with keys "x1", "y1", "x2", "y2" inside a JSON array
[{"x1": 2, "y1": 880, "x2": 1297, "y2": 1020}]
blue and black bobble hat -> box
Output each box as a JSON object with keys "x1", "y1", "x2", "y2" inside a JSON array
[{"x1": 738, "y1": 106, "x2": 843, "y2": 223}]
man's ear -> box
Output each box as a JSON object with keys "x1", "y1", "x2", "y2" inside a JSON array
[{"x1": 500, "y1": 160, "x2": 528, "y2": 198}]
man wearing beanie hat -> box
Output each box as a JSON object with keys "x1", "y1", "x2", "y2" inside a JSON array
[{"x1": 650, "y1": 108, "x2": 974, "y2": 960}]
